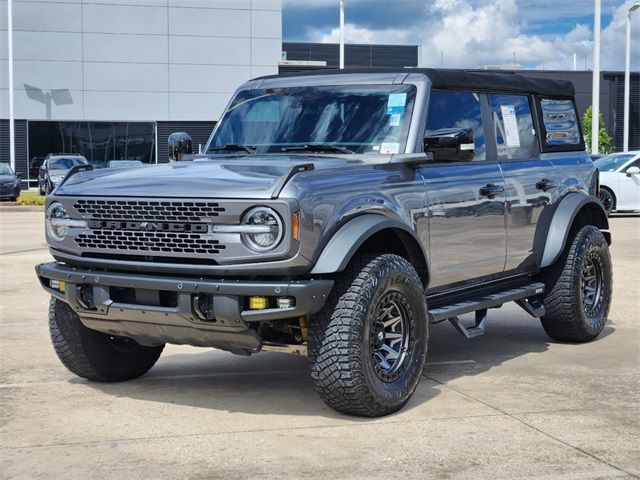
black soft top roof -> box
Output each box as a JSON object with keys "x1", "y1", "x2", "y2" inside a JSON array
[{"x1": 256, "y1": 68, "x2": 575, "y2": 98}]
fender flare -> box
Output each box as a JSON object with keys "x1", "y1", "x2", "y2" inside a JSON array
[
  {"x1": 310, "y1": 214, "x2": 428, "y2": 276},
  {"x1": 540, "y1": 192, "x2": 609, "y2": 268}
]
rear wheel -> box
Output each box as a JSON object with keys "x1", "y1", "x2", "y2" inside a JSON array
[
  {"x1": 540, "y1": 225, "x2": 612, "y2": 342},
  {"x1": 49, "y1": 298, "x2": 164, "y2": 381},
  {"x1": 599, "y1": 188, "x2": 615, "y2": 216},
  {"x1": 308, "y1": 254, "x2": 428, "y2": 417}
]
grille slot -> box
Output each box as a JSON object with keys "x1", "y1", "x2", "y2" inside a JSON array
[
  {"x1": 75, "y1": 230, "x2": 225, "y2": 255},
  {"x1": 74, "y1": 199, "x2": 225, "y2": 223}
]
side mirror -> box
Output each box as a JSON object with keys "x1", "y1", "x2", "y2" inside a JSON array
[
  {"x1": 625, "y1": 166, "x2": 640, "y2": 176},
  {"x1": 424, "y1": 128, "x2": 475, "y2": 162},
  {"x1": 16, "y1": 172, "x2": 23, "y2": 178},
  {"x1": 168, "y1": 132, "x2": 193, "y2": 162}
]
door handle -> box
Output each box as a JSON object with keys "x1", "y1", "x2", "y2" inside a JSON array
[
  {"x1": 536, "y1": 178, "x2": 557, "y2": 191},
  {"x1": 479, "y1": 183, "x2": 505, "y2": 198}
]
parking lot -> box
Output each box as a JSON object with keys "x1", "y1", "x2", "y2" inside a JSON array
[{"x1": 0, "y1": 210, "x2": 638, "y2": 479}]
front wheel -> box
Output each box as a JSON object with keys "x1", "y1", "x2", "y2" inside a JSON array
[
  {"x1": 308, "y1": 254, "x2": 428, "y2": 417},
  {"x1": 49, "y1": 298, "x2": 164, "y2": 381},
  {"x1": 599, "y1": 188, "x2": 615, "y2": 216},
  {"x1": 540, "y1": 225, "x2": 612, "y2": 342}
]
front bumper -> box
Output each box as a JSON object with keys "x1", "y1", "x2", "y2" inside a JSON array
[
  {"x1": 36, "y1": 262, "x2": 333, "y2": 352},
  {"x1": 0, "y1": 184, "x2": 20, "y2": 198}
]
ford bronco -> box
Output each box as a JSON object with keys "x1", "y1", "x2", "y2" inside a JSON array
[{"x1": 36, "y1": 69, "x2": 612, "y2": 417}]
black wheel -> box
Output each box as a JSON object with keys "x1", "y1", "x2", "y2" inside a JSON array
[
  {"x1": 308, "y1": 253, "x2": 428, "y2": 417},
  {"x1": 49, "y1": 298, "x2": 164, "y2": 381},
  {"x1": 540, "y1": 225, "x2": 612, "y2": 343},
  {"x1": 38, "y1": 182, "x2": 45, "y2": 196},
  {"x1": 599, "y1": 188, "x2": 615, "y2": 216}
]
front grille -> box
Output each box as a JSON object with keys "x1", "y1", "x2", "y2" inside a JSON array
[
  {"x1": 74, "y1": 199, "x2": 225, "y2": 223},
  {"x1": 75, "y1": 230, "x2": 225, "y2": 255}
]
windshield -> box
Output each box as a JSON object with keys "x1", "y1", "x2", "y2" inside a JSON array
[
  {"x1": 208, "y1": 85, "x2": 417, "y2": 155},
  {"x1": 594, "y1": 153, "x2": 636, "y2": 172},
  {"x1": 0, "y1": 164, "x2": 14, "y2": 175},
  {"x1": 49, "y1": 157, "x2": 87, "y2": 170}
]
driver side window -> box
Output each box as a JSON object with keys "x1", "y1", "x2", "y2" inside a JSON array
[{"x1": 426, "y1": 91, "x2": 486, "y2": 161}]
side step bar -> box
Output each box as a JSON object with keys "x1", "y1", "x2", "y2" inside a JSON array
[{"x1": 428, "y1": 282, "x2": 546, "y2": 338}]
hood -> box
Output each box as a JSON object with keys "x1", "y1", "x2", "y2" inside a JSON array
[
  {"x1": 55, "y1": 155, "x2": 367, "y2": 199},
  {"x1": 49, "y1": 169, "x2": 71, "y2": 178},
  {"x1": 0, "y1": 174, "x2": 17, "y2": 183}
]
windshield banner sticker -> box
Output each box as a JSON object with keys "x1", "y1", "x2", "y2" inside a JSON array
[
  {"x1": 387, "y1": 93, "x2": 407, "y2": 115},
  {"x1": 500, "y1": 105, "x2": 521, "y2": 148}
]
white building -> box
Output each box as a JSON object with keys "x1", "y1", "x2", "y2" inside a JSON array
[{"x1": 0, "y1": 0, "x2": 282, "y2": 180}]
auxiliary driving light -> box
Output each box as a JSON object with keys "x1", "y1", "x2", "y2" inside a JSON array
[
  {"x1": 277, "y1": 297, "x2": 295, "y2": 309},
  {"x1": 248, "y1": 296, "x2": 269, "y2": 310},
  {"x1": 50, "y1": 280, "x2": 65, "y2": 292}
]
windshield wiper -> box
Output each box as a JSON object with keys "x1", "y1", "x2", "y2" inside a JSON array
[
  {"x1": 281, "y1": 144, "x2": 354, "y2": 154},
  {"x1": 209, "y1": 144, "x2": 256, "y2": 154}
]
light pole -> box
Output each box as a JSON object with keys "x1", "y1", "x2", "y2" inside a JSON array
[
  {"x1": 339, "y1": 0, "x2": 345, "y2": 69},
  {"x1": 7, "y1": 0, "x2": 15, "y2": 171},
  {"x1": 624, "y1": 2, "x2": 640, "y2": 151},
  {"x1": 591, "y1": 0, "x2": 602, "y2": 155}
]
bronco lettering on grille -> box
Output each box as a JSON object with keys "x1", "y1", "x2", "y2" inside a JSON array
[{"x1": 87, "y1": 220, "x2": 209, "y2": 233}]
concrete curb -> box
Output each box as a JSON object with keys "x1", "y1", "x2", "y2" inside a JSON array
[{"x1": 0, "y1": 206, "x2": 44, "y2": 212}]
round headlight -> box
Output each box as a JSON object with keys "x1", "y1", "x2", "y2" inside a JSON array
[
  {"x1": 46, "y1": 202, "x2": 69, "y2": 242},
  {"x1": 241, "y1": 207, "x2": 283, "y2": 252}
]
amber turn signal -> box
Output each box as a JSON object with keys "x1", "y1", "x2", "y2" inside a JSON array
[{"x1": 292, "y1": 211, "x2": 300, "y2": 241}]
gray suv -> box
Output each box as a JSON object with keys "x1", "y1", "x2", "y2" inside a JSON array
[{"x1": 36, "y1": 69, "x2": 612, "y2": 417}]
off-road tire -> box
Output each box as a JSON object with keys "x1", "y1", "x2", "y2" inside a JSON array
[
  {"x1": 308, "y1": 253, "x2": 428, "y2": 417},
  {"x1": 540, "y1": 225, "x2": 612, "y2": 342},
  {"x1": 49, "y1": 298, "x2": 164, "y2": 381}
]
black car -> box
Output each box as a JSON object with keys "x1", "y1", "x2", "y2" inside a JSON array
[
  {"x1": 0, "y1": 163, "x2": 21, "y2": 201},
  {"x1": 38, "y1": 154, "x2": 88, "y2": 195}
]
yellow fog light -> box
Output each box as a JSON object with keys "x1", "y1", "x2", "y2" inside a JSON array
[
  {"x1": 248, "y1": 296, "x2": 269, "y2": 310},
  {"x1": 50, "y1": 280, "x2": 65, "y2": 292}
]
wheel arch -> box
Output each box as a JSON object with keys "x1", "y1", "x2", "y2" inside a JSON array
[
  {"x1": 310, "y1": 214, "x2": 430, "y2": 288},
  {"x1": 540, "y1": 192, "x2": 610, "y2": 268}
]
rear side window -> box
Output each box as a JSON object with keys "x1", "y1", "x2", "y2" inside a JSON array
[
  {"x1": 488, "y1": 94, "x2": 536, "y2": 160},
  {"x1": 426, "y1": 91, "x2": 486, "y2": 161},
  {"x1": 539, "y1": 99, "x2": 581, "y2": 147}
]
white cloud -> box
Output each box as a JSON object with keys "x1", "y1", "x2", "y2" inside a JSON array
[{"x1": 302, "y1": 0, "x2": 640, "y2": 71}]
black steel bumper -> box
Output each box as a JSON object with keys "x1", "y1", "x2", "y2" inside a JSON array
[{"x1": 36, "y1": 262, "x2": 333, "y2": 352}]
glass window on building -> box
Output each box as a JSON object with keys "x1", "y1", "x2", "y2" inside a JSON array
[{"x1": 28, "y1": 121, "x2": 156, "y2": 170}]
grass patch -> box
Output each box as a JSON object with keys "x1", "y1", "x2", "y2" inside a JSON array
[{"x1": 16, "y1": 190, "x2": 45, "y2": 206}]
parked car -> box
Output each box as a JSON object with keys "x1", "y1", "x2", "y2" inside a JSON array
[
  {"x1": 38, "y1": 154, "x2": 88, "y2": 195},
  {"x1": 0, "y1": 163, "x2": 21, "y2": 201},
  {"x1": 36, "y1": 69, "x2": 612, "y2": 417},
  {"x1": 29, "y1": 156, "x2": 46, "y2": 184},
  {"x1": 594, "y1": 151, "x2": 640, "y2": 215},
  {"x1": 107, "y1": 160, "x2": 145, "y2": 169}
]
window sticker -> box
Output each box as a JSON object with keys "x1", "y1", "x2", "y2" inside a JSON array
[
  {"x1": 386, "y1": 93, "x2": 407, "y2": 115},
  {"x1": 380, "y1": 142, "x2": 400, "y2": 154},
  {"x1": 500, "y1": 105, "x2": 521, "y2": 148},
  {"x1": 389, "y1": 114, "x2": 402, "y2": 126}
]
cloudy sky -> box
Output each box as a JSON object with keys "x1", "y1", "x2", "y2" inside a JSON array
[{"x1": 282, "y1": 0, "x2": 640, "y2": 71}]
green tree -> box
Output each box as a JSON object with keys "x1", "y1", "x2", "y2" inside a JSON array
[{"x1": 582, "y1": 106, "x2": 613, "y2": 154}]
